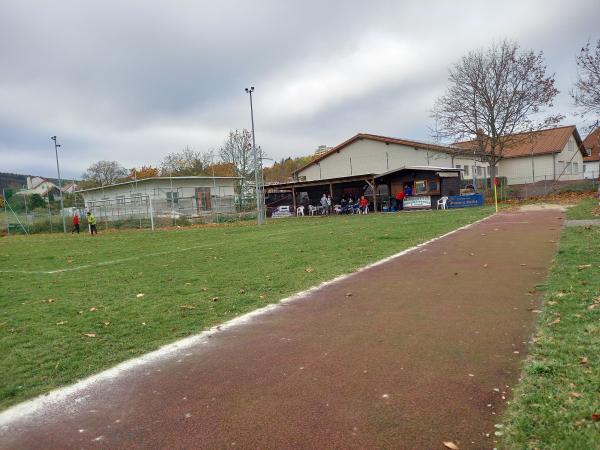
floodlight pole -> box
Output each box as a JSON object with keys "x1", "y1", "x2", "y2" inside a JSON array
[
  {"x1": 51, "y1": 136, "x2": 67, "y2": 233},
  {"x1": 245, "y1": 86, "x2": 264, "y2": 225}
]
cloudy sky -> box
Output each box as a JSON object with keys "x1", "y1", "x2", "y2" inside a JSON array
[{"x1": 1, "y1": 0, "x2": 599, "y2": 179}]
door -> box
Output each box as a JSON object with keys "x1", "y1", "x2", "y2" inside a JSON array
[{"x1": 195, "y1": 187, "x2": 212, "y2": 212}]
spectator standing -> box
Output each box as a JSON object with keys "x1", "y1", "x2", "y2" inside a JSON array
[
  {"x1": 320, "y1": 194, "x2": 328, "y2": 215},
  {"x1": 326, "y1": 194, "x2": 332, "y2": 215},
  {"x1": 71, "y1": 213, "x2": 80, "y2": 234},
  {"x1": 395, "y1": 191, "x2": 405, "y2": 211},
  {"x1": 87, "y1": 211, "x2": 98, "y2": 235},
  {"x1": 359, "y1": 196, "x2": 369, "y2": 214}
]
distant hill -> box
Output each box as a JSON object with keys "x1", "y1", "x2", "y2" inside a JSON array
[{"x1": 0, "y1": 172, "x2": 62, "y2": 192}]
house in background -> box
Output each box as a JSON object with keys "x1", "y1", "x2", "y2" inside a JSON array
[
  {"x1": 294, "y1": 133, "x2": 481, "y2": 183},
  {"x1": 294, "y1": 125, "x2": 587, "y2": 188},
  {"x1": 455, "y1": 125, "x2": 587, "y2": 185},
  {"x1": 583, "y1": 127, "x2": 600, "y2": 179},
  {"x1": 17, "y1": 176, "x2": 59, "y2": 198},
  {"x1": 61, "y1": 182, "x2": 80, "y2": 194},
  {"x1": 76, "y1": 176, "x2": 243, "y2": 219}
]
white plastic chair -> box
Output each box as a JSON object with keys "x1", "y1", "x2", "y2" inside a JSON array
[
  {"x1": 436, "y1": 196, "x2": 448, "y2": 210},
  {"x1": 296, "y1": 206, "x2": 305, "y2": 216},
  {"x1": 308, "y1": 205, "x2": 317, "y2": 216}
]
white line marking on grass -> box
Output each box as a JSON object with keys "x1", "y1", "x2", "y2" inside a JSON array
[
  {"x1": 0, "y1": 224, "x2": 333, "y2": 275},
  {"x1": 0, "y1": 213, "x2": 493, "y2": 429}
]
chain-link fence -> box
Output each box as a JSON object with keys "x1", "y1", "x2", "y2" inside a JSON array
[{"x1": 1, "y1": 193, "x2": 259, "y2": 235}]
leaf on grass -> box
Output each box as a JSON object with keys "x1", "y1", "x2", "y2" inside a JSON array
[
  {"x1": 259, "y1": 294, "x2": 266, "y2": 300},
  {"x1": 577, "y1": 264, "x2": 592, "y2": 270},
  {"x1": 180, "y1": 304, "x2": 197, "y2": 310},
  {"x1": 45, "y1": 298, "x2": 55, "y2": 304},
  {"x1": 136, "y1": 293, "x2": 145, "y2": 298},
  {"x1": 239, "y1": 288, "x2": 246, "y2": 294},
  {"x1": 102, "y1": 321, "x2": 110, "y2": 326},
  {"x1": 305, "y1": 267, "x2": 314, "y2": 273},
  {"x1": 212, "y1": 297, "x2": 220, "y2": 302},
  {"x1": 569, "y1": 392, "x2": 582, "y2": 398},
  {"x1": 547, "y1": 301, "x2": 557, "y2": 306},
  {"x1": 82, "y1": 333, "x2": 96, "y2": 338},
  {"x1": 549, "y1": 318, "x2": 561, "y2": 325},
  {"x1": 443, "y1": 442, "x2": 459, "y2": 449},
  {"x1": 592, "y1": 413, "x2": 600, "y2": 422},
  {"x1": 579, "y1": 356, "x2": 588, "y2": 365},
  {"x1": 89, "y1": 307, "x2": 97, "y2": 312},
  {"x1": 56, "y1": 321, "x2": 67, "y2": 325}
]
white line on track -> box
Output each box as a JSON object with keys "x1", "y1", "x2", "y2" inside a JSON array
[{"x1": 0, "y1": 213, "x2": 493, "y2": 429}]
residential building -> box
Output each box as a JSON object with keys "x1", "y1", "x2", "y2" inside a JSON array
[
  {"x1": 17, "y1": 176, "x2": 59, "y2": 198},
  {"x1": 583, "y1": 127, "x2": 600, "y2": 179},
  {"x1": 294, "y1": 125, "x2": 586, "y2": 187}
]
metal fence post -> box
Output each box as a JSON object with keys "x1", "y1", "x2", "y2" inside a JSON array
[{"x1": 149, "y1": 197, "x2": 155, "y2": 231}]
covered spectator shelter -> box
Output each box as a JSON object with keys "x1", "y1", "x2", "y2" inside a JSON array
[{"x1": 374, "y1": 166, "x2": 462, "y2": 210}]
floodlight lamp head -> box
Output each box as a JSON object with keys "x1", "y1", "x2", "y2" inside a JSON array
[{"x1": 51, "y1": 136, "x2": 56, "y2": 141}]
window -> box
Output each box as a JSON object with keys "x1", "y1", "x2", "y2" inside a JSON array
[
  {"x1": 558, "y1": 161, "x2": 565, "y2": 173},
  {"x1": 428, "y1": 179, "x2": 440, "y2": 194},
  {"x1": 587, "y1": 148, "x2": 592, "y2": 157},
  {"x1": 566, "y1": 162, "x2": 572, "y2": 174},
  {"x1": 166, "y1": 191, "x2": 178, "y2": 204},
  {"x1": 463, "y1": 165, "x2": 470, "y2": 176},
  {"x1": 414, "y1": 180, "x2": 428, "y2": 195},
  {"x1": 573, "y1": 162, "x2": 578, "y2": 174}
]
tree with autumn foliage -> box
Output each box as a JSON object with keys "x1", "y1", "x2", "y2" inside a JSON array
[
  {"x1": 129, "y1": 166, "x2": 159, "y2": 180},
  {"x1": 432, "y1": 39, "x2": 562, "y2": 177},
  {"x1": 263, "y1": 156, "x2": 314, "y2": 183}
]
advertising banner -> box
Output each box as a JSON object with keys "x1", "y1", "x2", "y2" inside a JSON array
[
  {"x1": 403, "y1": 196, "x2": 431, "y2": 209},
  {"x1": 447, "y1": 194, "x2": 484, "y2": 208}
]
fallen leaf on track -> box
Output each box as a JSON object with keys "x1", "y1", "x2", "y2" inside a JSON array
[
  {"x1": 483, "y1": 264, "x2": 488, "y2": 268},
  {"x1": 345, "y1": 292, "x2": 353, "y2": 297},
  {"x1": 443, "y1": 442, "x2": 459, "y2": 449}
]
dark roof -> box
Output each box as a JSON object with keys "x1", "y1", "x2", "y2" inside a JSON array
[
  {"x1": 454, "y1": 125, "x2": 586, "y2": 158},
  {"x1": 583, "y1": 127, "x2": 600, "y2": 162},
  {"x1": 375, "y1": 166, "x2": 462, "y2": 179},
  {"x1": 293, "y1": 133, "x2": 460, "y2": 175}
]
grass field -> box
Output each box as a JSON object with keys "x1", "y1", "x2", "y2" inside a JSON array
[
  {"x1": 566, "y1": 197, "x2": 599, "y2": 220},
  {"x1": 500, "y1": 225, "x2": 600, "y2": 449},
  {"x1": 0, "y1": 207, "x2": 491, "y2": 410}
]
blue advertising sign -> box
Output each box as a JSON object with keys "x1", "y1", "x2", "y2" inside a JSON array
[{"x1": 447, "y1": 193, "x2": 484, "y2": 209}]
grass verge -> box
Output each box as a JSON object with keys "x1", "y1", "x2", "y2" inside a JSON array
[
  {"x1": 0, "y1": 207, "x2": 490, "y2": 410},
  {"x1": 566, "y1": 197, "x2": 599, "y2": 220},
  {"x1": 500, "y1": 225, "x2": 600, "y2": 449}
]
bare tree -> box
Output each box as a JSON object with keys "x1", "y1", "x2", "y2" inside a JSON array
[
  {"x1": 160, "y1": 146, "x2": 210, "y2": 176},
  {"x1": 82, "y1": 160, "x2": 127, "y2": 187},
  {"x1": 432, "y1": 39, "x2": 562, "y2": 177},
  {"x1": 219, "y1": 129, "x2": 262, "y2": 199},
  {"x1": 572, "y1": 39, "x2": 600, "y2": 119}
]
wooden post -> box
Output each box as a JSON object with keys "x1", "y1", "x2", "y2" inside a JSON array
[
  {"x1": 292, "y1": 186, "x2": 297, "y2": 213},
  {"x1": 372, "y1": 178, "x2": 378, "y2": 212}
]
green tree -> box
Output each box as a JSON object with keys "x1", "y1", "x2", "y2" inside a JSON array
[{"x1": 29, "y1": 194, "x2": 45, "y2": 209}]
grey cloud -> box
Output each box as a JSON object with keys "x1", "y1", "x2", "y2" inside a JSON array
[{"x1": 1, "y1": 0, "x2": 599, "y2": 178}]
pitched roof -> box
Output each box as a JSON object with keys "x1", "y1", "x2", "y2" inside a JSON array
[
  {"x1": 583, "y1": 127, "x2": 600, "y2": 162},
  {"x1": 293, "y1": 133, "x2": 459, "y2": 175},
  {"x1": 454, "y1": 125, "x2": 586, "y2": 159}
]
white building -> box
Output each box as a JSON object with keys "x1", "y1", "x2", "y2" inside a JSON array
[
  {"x1": 294, "y1": 134, "x2": 480, "y2": 182},
  {"x1": 583, "y1": 127, "x2": 600, "y2": 179},
  {"x1": 77, "y1": 176, "x2": 242, "y2": 218},
  {"x1": 17, "y1": 176, "x2": 58, "y2": 197},
  {"x1": 294, "y1": 126, "x2": 587, "y2": 186}
]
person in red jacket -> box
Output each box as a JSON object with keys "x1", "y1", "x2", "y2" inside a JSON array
[
  {"x1": 359, "y1": 196, "x2": 369, "y2": 214},
  {"x1": 395, "y1": 191, "x2": 405, "y2": 211},
  {"x1": 71, "y1": 213, "x2": 80, "y2": 234}
]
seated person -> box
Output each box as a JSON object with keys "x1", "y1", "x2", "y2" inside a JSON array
[{"x1": 404, "y1": 184, "x2": 413, "y2": 196}]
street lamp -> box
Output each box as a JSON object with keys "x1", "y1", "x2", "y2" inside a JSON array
[
  {"x1": 51, "y1": 136, "x2": 67, "y2": 233},
  {"x1": 245, "y1": 86, "x2": 265, "y2": 225}
]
